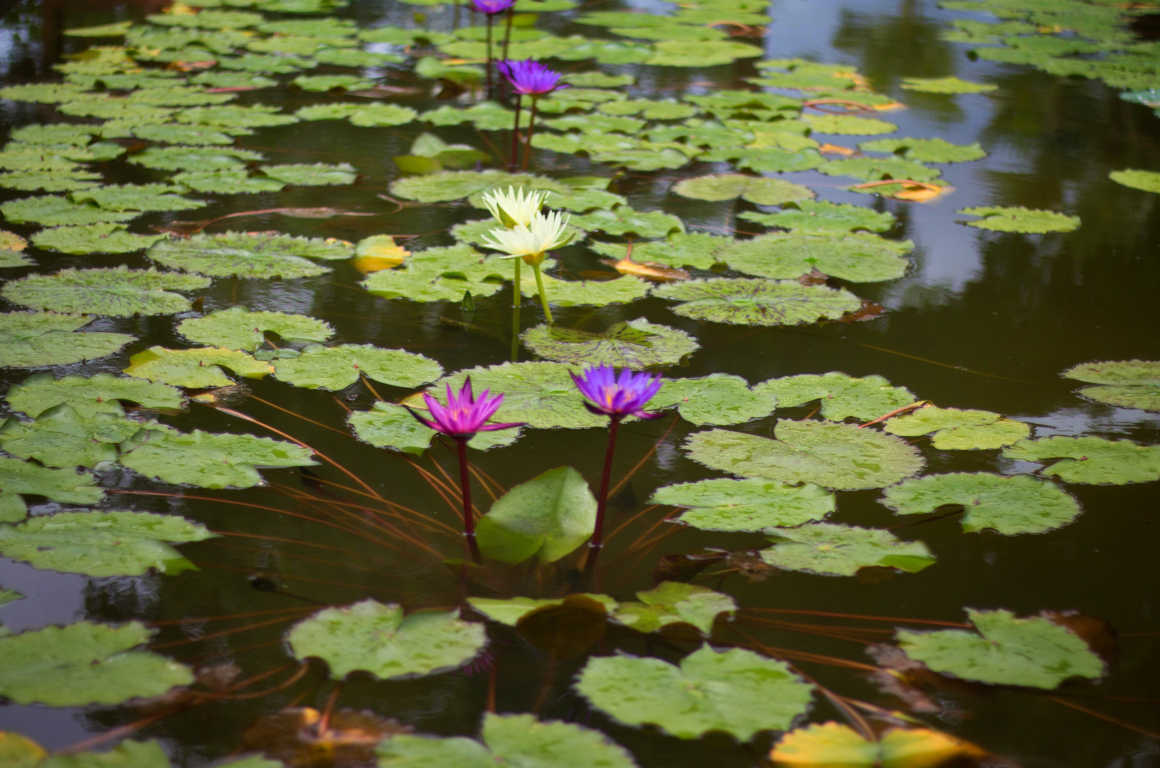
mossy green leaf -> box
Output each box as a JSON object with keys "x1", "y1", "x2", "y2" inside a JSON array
[
  {"x1": 71, "y1": 183, "x2": 205, "y2": 212},
  {"x1": 611, "y1": 582, "x2": 735, "y2": 636},
  {"x1": 5, "y1": 372, "x2": 183, "y2": 418},
  {"x1": 0, "y1": 169, "x2": 99, "y2": 193},
  {"x1": 590, "y1": 232, "x2": 729, "y2": 270},
  {"x1": 720, "y1": 232, "x2": 911, "y2": 283},
  {"x1": 129, "y1": 145, "x2": 263, "y2": 172},
  {"x1": 177, "y1": 307, "x2": 333, "y2": 351},
  {"x1": 958, "y1": 206, "x2": 1080, "y2": 233},
  {"x1": 647, "y1": 40, "x2": 763, "y2": 67},
  {"x1": 882, "y1": 473, "x2": 1081, "y2": 535},
  {"x1": 672, "y1": 173, "x2": 814, "y2": 205},
  {"x1": 655, "y1": 278, "x2": 862, "y2": 327},
  {"x1": 1, "y1": 195, "x2": 137, "y2": 227},
  {"x1": 363, "y1": 244, "x2": 507, "y2": 302},
  {"x1": 148, "y1": 232, "x2": 352, "y2": 279},
  {"x1": 1108, "y1": 168, "x2": 1160, "y2": 193},
  {"x1": 521, "y1": 319, "x2": 698, "y2": 368},
  {"x1": 754, "y1": 372, "x2": 917, "y2": 421},
  {"x1": 124, "y1": 346, "x2": 272, "y2": 388},
  {"x1": 1003, "y1": 437, "x2": 1160, "y2": 485},
  {"x1": 258, "y1": 162, "x2": 357, "y2": 186},
  {"x1": 820, "y1": 156, "x2": 940, "y2": 182},
  {"x1": 884, "y1": 406, "x2": 1030, "y2": 449},
  {"x1": 177, "y1": 104, "x2": 299, "y2": 129},
  {"x1": 292, "y1": 74, "x2": 374, "y2": 92},
  {"x1": 0, "y1": 404, "x2": 142, "y2": 468},
  {"x1": 131, "y1": 123, "x2": 234, "y2": 145},
  {"x1": 0, "y1": 457, "x2": 103, "y2": 521},
  {"x1": 174, "y1": 170, "x2": 286, "y2": 194},
  {"x1": 390, "y1": 170, "x2": 565, "y2": 203},
  {"x1": 287, "y1": 599, "x2": 485, "y2": 680},
  {"x1": 684, "y1": 420, "x2": 924, "y2": 490},
  {"x1": 31, "y1": 224, "x2": 163, "y2": 255},
  {"x1": 519, "y1": 272, "x2": 651, "y2": 307},
  {"x1": 272, "y1": 344, "x2": 442, "y2": 391},
  {"x1": 1062, "y1": 359, "x2": 1160, "y2": 412},
  {"x1": 803, "y1": 114, "x2": 897, "y2": 135},
  {"x1": 435, "y1": 362, "x2": 604, "y2": 430},
  {"x1": 739, "y1": 201, "x2": 896, "y2": 235},
  {"x1": 651, "y1": 374, "x2": 776, "y2": 425},
  {"x1": 477, "y1": 466, "x2": 597, "y2": 564},
  {"x1": 900, "y1": 76, "x2": 998, "y2": 93},
  {"x1": 653, "y1": 478, "x2": 834, "y2": 532},
  {"x1": 120, "y1": 425, "x2": 315, "y2": 488},
  {"x1": 0, "y1": 311, "x2": 134, "y2": 366},
  {"x1": 860, "y1": 137, "x2": 986, "y2": 163},
  {"x1": 760, "y1": 522, "x2": 935, "y2": 576}
]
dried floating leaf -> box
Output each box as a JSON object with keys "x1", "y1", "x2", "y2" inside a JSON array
[
  {"x1": 243, "y1": 707, "x2": 411, "y2": 768},
  {"x1": 608, "y1": 256, "x2": 689, "y2": 282}
]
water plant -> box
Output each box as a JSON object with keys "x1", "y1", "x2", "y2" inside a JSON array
[
  {"x1": 481, "y1": 185, "x2": 551, "y2": 355},
  {"x1": 482, "y1": 203, "x2": 573, "y2": 324},
  {"x1": 497, "y1": 59, "x2": 566, "y2": 169},
  {"x1": 469, "y1": 0, "x2": 515, "y2": 100}
]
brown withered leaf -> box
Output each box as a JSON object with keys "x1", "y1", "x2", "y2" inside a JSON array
[
  {"x1": 516, "y1": 595, "x2": 608, "y2": 659},
  {"x1": 839, "y1": 300, "x2": 887, "y2": 323},
  {"x1": 1043, "y1": 610, "x2": 1118, "y2": 666},
  {"x1": 606, "y1": 257, "x2": 689, "y2": 283},
  {"x1": 797, "y1": 268, "x2": 828, "y2": 286},
  {"x1": 243, "y1": 707, "x2": 410, "y2": 768}
]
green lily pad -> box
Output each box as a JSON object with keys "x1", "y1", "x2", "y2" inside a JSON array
[
  {"x1": 738, "y1": 201, "x2": 896, "y2": 235},
  {"x1": 0, "y1": 457, "x2": 103, "y2": 523},
  {"x1": 124, "y1": 346, "x2": 272, "y2": 388},
  {"x1": 272, "y1": 344, "x2": 442, "y2": 391},
  {"x1": 652, "y1": 478, "x2": 834, "y2": 532},
  {"x1": 259, "y1": 162, "x2": 357, "y2": 186},
  {"x1": 40, "y1": 740, "x2": 172, "y2": 768},
  {"x1": 467, "y1": 595, "x2": 616, "y2": 627},
  {"x1": 1, "y1": 196, "x2": 137, "y2": 227},
  {"x1": 897, "y1": 609, "x2": 1104, "y2": 689},
  {"x1": 348, "y1": 401, "x2": 519, "y2": 455},
  {"x1": 900, "y1": 76, "x2": 998, "y2": 93},
  {"x1": 882, "y1": 473, "x2": 1081, "y2": 535},
  {"x1": 590, "y1": 232, "x2": 729, "y2": 270},
  {"x1": 434, "y1": 362, "x2": 604, "y2": 430},
  {"x1": 131, "y1": 123, "x2": 235, "y2": 145},
  {"x1": 804, "y1": 114, "x2": 897, "y2": 135},
  {"x1": 148, "y1": 232, "x2": 353, "y2": 279},
  {"x1": 566, "y1": 206, "x2": 687, "y2": 239},
  {"x1": 884, "y1": 406, "x2": 1030, "y2": 449},
  {"x1": 174, "y1": 170, "x2": 286, "y2": 194},
  {"x1": 672, "y1": 174, "x2": 814, "y2": 205},
  {"x1": 720, "y1": 232, "x2": 912, "y2": 283},
  {"x1": 754, "y1": 372, "x2": 917, "y2": 422},
  {"x1": 390, "y1": 171, "x2": 565, "y2": 203},
  {"x1": 820, "y1": 156, "x2": 940, "y2": 182},
  {"x1": 575, "y1": 646, "x2": 813, "y2": 741},
  {"x1": 0, "y1": 169, "x2": 99, "y2": 193},
  {"x1": 363, "y1": 244, "x2": 507, "y2": 303},
  {"x1": 292, "y1": 74, "x2": 374, "y2": 92},
  {"x1": 31, "y1": 224, "x2": 164, "y2": 255},
  {"x1": 129, "y1": 145, "x2": 265, "y2": 172},
  {"x1": 860, "y1": 137, "x2": 986, "y2": 163},
  {"x1": 760, "y1": 522, "x2": 935, "y2": 576},
  {"x1": 0, "y1": 230, "x2": 30, "y2": 267},
  {"x1": 477, "y1": 466, "x2": 597, "y2": 564},
  {"x1": 519, "y1": 272, "x2": 650, "y2": 307},
  {"x1": 5, "y1": 372, "x2": 183, "y2": 417},
  {"x1": 654, "y1": 279, "x2": 862, "y2": 327},
  {"x1": 1062, "y1": 359, "x2": 1160, "y2": 412},
  {"x1": 958, "y1": 206, "x2": 1080, "y2": 233},
  {"x1": 0, "y1": 404, "x2": 143, "y2": 468},
  {"x1": 611, "y1": 582, "x2": 735, "y2": 636},
  {"x1": 647, "y1": 39, "x2": 763, "y2": 67},
  {"x1": 0, "y1": 312, "x2": 134, "y2": 367},
  {"x1": 0, "y1": 509, "x2": 213, "y2": 577},
  {"x1": 177, "y1": 104, "x2": 299, "y2": 129},
  {"x1": 0, "y1": 621, "x2": 192, "y2": 706},
  {"x1": 1003, "y1": 437, "x2": 1160, "y2": 485},
  {"x1": 120, "y1": 425, "x2": 316, "y2": 489},
  {"x1": 2, "y1": 267, "x2": 209, "y2": 316},
  {"x1": 376, "y1": 713, "x2": 637, "y2": 768},
  {"x1": 177, "y1": 307, "x2": 334, "y2": 351},
  {"x1": 395, "y1": 133, "x2": 489, "y2": 174},
  {"x1": 684, "y1": 420, "x2": 924, "y2": 490},
  {"x1": 287, "y1": 599, "x2": 486, "y2": 680},
  {"x1": 0, "y1": 591, "x2": 24, "y2": 607},
  {"x1": 521, "y1": 319, "x2": 698, "y2": 368},
  {"x1": 651, "y1": 374, "x2": 776, "y2": 425},
  {"x1": 1109, "y1": 168, "x2": 1160, "y2": 194}
]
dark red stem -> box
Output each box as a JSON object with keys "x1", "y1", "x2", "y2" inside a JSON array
[
  {"x1": 456, "y1": 437, "x2": 481, "y2": 563},
  {"x1": 522, "y1": 96, "x2": 539, "y2": 170},
  {"x1": 501, "y1": 7, "x2": 514, "y2": 61},
  {"x1": 509, "y1": 94, "x2": 522, "y2": 172},
  {"x1": 590, "y1": 416, "x2": 621, "y2": 550},
  {"x1": 485, "y1": 16, "x2": 494, "y2": 100}
]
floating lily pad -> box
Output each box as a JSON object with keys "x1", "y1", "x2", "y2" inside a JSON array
[
  {"x1": 376, "y1": 714, "x2": 637, "y2": 768},
  {"x1": 2, "y1": 267, "x2": 209, "y2": 316},
  {"x1": 897, "y1": 609, "x2": 1104, "y2": 689},
  {"x1": 769, "y1": 722, "x2": 984, "y2": 767},
  {"x1": 148, "y1": 232, "x2": 352, "y2": 279},
  {"x1": 884, "y1": 406, "x2": 1029, "y2": 449},
  {"x1": 0, "y1": 457, "x2": 103, "y2": 523},
  {"x1": 348, "y1": 401, "x2": 518, "y2": 455},
  {"x1": 568, "y1": 206, "x2": 688, "y2": 239},
  {"x1": 0, "y1": 312, "x2": 134, "y2": 367},
  {"x1": 394, "y1": 133, "x2": 489, "y2": 174},
  {"x1": 804, "y1": 114, "x2": 897, "y2": 135},
  {"x1": 0, "y1": 591, "x2": 24, "y2": 607},
  {"x1": 575, "y1": 646, "x2": 813, "y2": 741},
  {"x1": 651, "y1": 374, "x2": 775, "y2": 425},
  {"x1": 820, "y1": 156, "x2": 940, "y2": 182},
  {"x1": 1109, "y1": 169, "x2": 1160, "y2": 194},
  {"x1": 1003, "y1": 437, "x2": 1160, "y2": 485},
  {"x1": 591, "y1": 232, "x2": 729, "y2": 270},
  {"x1": 131, "y1": 123, "x2": 234, "y2": 145},
  {"x1": 521, "y1": 319, "x2": 698, "y2": 368},
  {"x1": 259, "y1": 162, "x2": 357, "y2": 186},
  {"x1": 0, "y1": 621, "x2": 192, "y2": 706},
  {"x1": 120, "y1": 425, "x2": 316, "y2": 488},
  {"x1": 611, "y1": 582, "x2": 735, "y2": 636},
  {"x1": 672, "y1": 174, "x2": 814, "y2": 205},
  {"x1": 178, "y1": 307, "x2": 334, "y2": 351},
  {"x1": 391, "y1": 171, "x2": 564, "y2": 203},
  {"x1": 434, "y1": 362, "x2": 604, "y2": 430},
  {"x1": 1061, "y1": 359, "x2": 1160, "y2": 412},
  {"x1": 292, "y1": 74, "x2": 374, "y2": 92},
  {"x1": 124, "y1": 346, "x2": 272, "y2": 388},
  {"x1": 5, "y1": 372, "x2": 183, "y2": 417},
  {"x1": 467, "y1": 594, "x2": 616, "y2": 627},
  {"x1": 477, "y1": 466, "x2": 597, "y2": 564},
  {"x1": 31, "y1": 224, "x2": 164, "y2": 255},
  {"x1": 272, "y1": 344, "x2": 442, "y2": 391},
  {"x1": 882, "y1": 473, "x2": 1081, "y2": 535},
  {"x1": 754, "y1": 372, "x2": 917, "y2": 422},
  {"x1": 900, "y1": 76, "x2": 998, "y2": 94},
  {"x1": 655, "y1": 279, "x2": 862, "y2": 327},
  {"x1": 720, "y1": 232, "x2": 911, "y2": 283},
  {"x1": 173, "y1": 170, "x2": 286, "y2": 195},
  {"x1": 1, "y1": 196, "x2": 137, "y2": 227},
  {"x1": 177, "y1": 104, "x2": 299, "y2": 129},
  {"x1": 647, "y1": 39, "x2": 763, "y2": 67},
  {"x1": 129, "y1": 145, "x2": 265, "y2": 172},
  {"x1": 860, "y1": 137, "x2": 986, "y2": 163},
  {"x1": 652, "y1": 478, "x2": 834, "y2": 532},
  {"x1": 520, "y1": 272, "x2": 651, "y2": 307},
  {"x1": 958, "y1": 206, "x2": 1080, "y2": 233},
  {"x1": 760, "y1": 523, "x2": 935, "y2": 576},
  {"x1": 739, "y1": 201, "x2": 895, "y2": 235},
  {"x1": 363, "y1": 244, "x2": 507, "y2": 303},
  {"x1": 287, "y1": 599, "x2": 486, "y2": 680},
  {"x1": 0, "y1": 230, "x2": 29, "y2": 267},
  {"x1": 0, "y1": 169, "x2": 99, "y2": 193},
  {"x1": 0, "y1": 404, "x2": 143, "y2": 468},
  {"x1": 684, "y1": 420, "x2": 924, "y2": 490},
  {"x1": 0, "y1": 510, "x2": 212, "y2": 577}
]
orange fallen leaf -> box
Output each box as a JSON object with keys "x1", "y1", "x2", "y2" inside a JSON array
[
  {"x1": 354, "y1": 235, "x2": 408, "y2": 273},
  {"x1": 818, "y1": 143, "x2": 854, "y2": 156},
  {"x1": 608, "y1": 257, "x2": 689, "y2": 283}
]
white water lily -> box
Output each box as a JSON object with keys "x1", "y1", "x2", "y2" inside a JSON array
[
  {"x1": 481, "y1": 209, "x2": 573, "y2": 267},
  {"x1": 480, "y1": 186, "x2": 550, "y2": 229}
]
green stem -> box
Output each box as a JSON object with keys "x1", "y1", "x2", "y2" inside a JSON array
[
  {"x1": 501, "y1": 7, "x2": 514, "y2": 61},
  {"x1": 510, "y1": 258, "x2": 521, "y2": 361},
  {"x1": 531, "y1": 261, "x2": 553, "y2": 325}
]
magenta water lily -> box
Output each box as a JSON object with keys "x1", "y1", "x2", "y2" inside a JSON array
[
  {"x1": 498, "y1": 59, "x2": 566, "y2": 170},
  {"x1": 571, "y1": 365, "x2": 663, "y2": 552}
]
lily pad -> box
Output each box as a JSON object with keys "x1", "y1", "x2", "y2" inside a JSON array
[
  {"x1": 654, "y1": 279, "x2": 862, "y2": 327},
  {"x1": 131, "y1": 123, "x2": 235, "y2": 145},
  {"x1": 769, "y1": 722, "x2": 984, "y2": 767},
  {"x1": 820, "y1": 156, "x2": 940, "y2": 182},
  {"x1": 259, "y1": 163, "x2": 357, "y2": 186},
  {"x1": 738, "y1": 201, "x2": 895, "y2": 235},
  {"x1": 177, "y1": 307, "x2": 334, "y2": 351},
  {"x1": 611, "y1": 582, "x2": 735, "y2": 636},
  {"x1": 5, "y1": 372, "x2": 183, "y2": 417},
  {"x1": 575, "y1": 646, "x2": 813, "y2": 741},
  {"x1": 720, "y1": 232, "x2": 912, "y2": 283},
  {"x1": 69, "y1": 183, "x2": 203, "y2": 213},
  {"x1": 148, "y1": 232, "x2": 353, "y2": 279},
  {"x1": 1003, "y1": 437, "x2": 1160, "y2": 485},
  {"x1": 884, "y1": 406, "x2": 1030, "y2": 449},
  {"x1": 803, "y1": 114, "x2": 897, "y2": 135},
  {"x1": 0, "y1": 510, "x2": 212, "y2": 577},
  {"x1": 900, "y1": 76, "x2": 998, "y2": 93},
  {"x1": 1, "y1": 196, "x2": 137, "y2": 227},
  {"x1": 568, "y1": 206, "x2": 685, "y2": 238},
  {"x1": 590, "y1": 232, "x2": 730, "y2": 270},
  {"x1": 1108, "y1": 168, "x2": 1160, "y2": 194},
  {"x1": 129, "y1": 145, "x2": 265, "y2": 172},
  {"x1": 519, "y1": 272, "x2": 650, "y2": 307},
  {"x1": 0, "y1": 457, "x2": 103, "y2": 523},
  {"x1": 882, "y1": 473, "x2": 1081, "y2": 535},
  {"x1": 0, "y1": 621, "x2": 193, "y2": 706},
  {"x1": 390, "y1": 170, "x2": 564, "y2": 203},
  {"x1": 433, "y1": 362, "x2": 604, "y2": 430},
  {"x1": 287, "y1": 599, "x2": 486, "y2": 680},
  {"x1": 177, "y1": 104, "x2": 299, "y2": 129},
  {"x1": 684, "y1": 420, "x2": 924, "y2": 490},
  {"x1": 348, "y1": 402, "x2": 518, "y2": 455},
  {"x1": 477, "y1": 466, "x2": 597, "y2": 564},
  {"x1": 1061, "y1": 359, "x2": 1160, "y2": 412},
  {"x1": 2, "y1": 267, "x2": 209, "y2": 316},
  {"x1": 376, "y1": 713, "x2": 637, "y2": 768},
  {"x1": 272, "y1": 344, "x2": 442, "y2": 391},
  {"x1": 672, "y1": 174, "x2": 814, "y2": 205},
  {"x1": 652, "y1": 478, "x2": 834, "y2": 532},
  {"x1": 31, "y1": 224, "x2": 163, "y2": 255},
  {"x1": 651, "y1": 374, "x2": 776, "y2": 425},
  {"x1": 958, "y1": 206, "x2": 1080, "y2": 233},
  {"x1": 897, "y1": 609, "x2": 1104, "y2": 689},
  {"x1": 754, "y1": 372, "x2": 917, "y2": 422},
  {"x1": 860, "y1": 137, "x2": 986, "y2": 163},
  {"x1": 0, "y1": 404, "x2": 144, "y2": 468},
  {"x1": 363, "y1": 245, "x2": 507, "y2": 303},
  {"x1": 521, "y1": 319, "x2": 698, "y2": 368},
  {"x1": 0, "y1": 312, "x2": 134, "y2": 367},
  {"x1": 174, "y1": 170, "x2": 286, "y2": 195},
  {"x1": 120, "y1": 425, "x2": 316, "y2": 489},
  {"x1": 467, "y1": 595, "x2": 616, "y2": 627},
  {"x1": 760, "y1": 523, "x2": 935, "y2": 576},
  {"x1": 124, "y1": 346, "x2": 272, "y2": 388}
]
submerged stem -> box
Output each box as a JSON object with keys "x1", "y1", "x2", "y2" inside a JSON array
[
  {"x1": 456, "y1": 437, "x2": 482, "y2": 563},
  {"x1": 511, "y1": 257, "x2": 522, "y2": 360},
  {"x1": 501, "y1": 7, "x2": 513, "y2": 61},
  {"x1": 590, "y1": 415, "x2": 621, "y2": 550},
  {"x1": 530, "y1": 261, "x2": 553, "y2": 324},
  {"x1": 485, "y1": 16, "x2": 494, "y2": 100},
  {"x1": 509, "y1": 94, "x2": 522, "y2": 172},
  {"x1": 522, "y1": 96, "x2": 538, "y2": 170}
]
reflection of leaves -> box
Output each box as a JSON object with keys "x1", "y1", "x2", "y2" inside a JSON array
[
  {"x1": 521, "y1": 319, "x2": 698, "y2": 368},
  {"x1": 477, "y1": 467, "x2": 596, "y2": 564},
  {"x1": 882, "y1": 473, "x2": 1081, "y2": 535},
  {"x1": 1003, "y1": 436, "x2": 1160, "y2": 485},
  {"x1": 652, "y1": 478, "x2": 834, "y2": 532},
  {"x1": 761, "y1": 523, "x2": 935, "y2": 576}
]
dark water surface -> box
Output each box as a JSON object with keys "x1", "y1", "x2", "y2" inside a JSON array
[{"x1": 1, "y1": 0, "x2": 1158, "y2": 766}]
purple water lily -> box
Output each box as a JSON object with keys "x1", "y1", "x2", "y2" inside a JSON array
[
  {"x1": 497, "y1": 60, "x2": 567, "y2": 170},
  {"x1": 470, "y1": 0, "x2": 514, "y2": 14}
]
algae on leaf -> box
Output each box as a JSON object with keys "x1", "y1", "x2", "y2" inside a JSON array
[{"x1": 881, "y1": 473, "x2": 1081, "y2": 535}]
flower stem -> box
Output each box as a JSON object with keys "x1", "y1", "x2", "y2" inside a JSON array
[
  {"x1": 531, "y1": 261, "x2": 553, "y2": 325},
  {"x1": 456, "y1": 437, "x2": 480, "y2": 562},
  {"x1": 510, "y1": 258, "x2": 521, "y2": 360},
  {"x1": 501, "y1": 7, "x2": 514, "y2": 61},
  {"x1": 509, "y1": 94, "x2": 521, "y2": 172},
  {"x1": 522, "y1": 96, "x2": 538, "y2": 171},
  {"x1": 485, "y1": 16, "x2": 494, "y2": 100},
  {"x1": 590, "y1": 416, "x2": 621, "y2": 550}
]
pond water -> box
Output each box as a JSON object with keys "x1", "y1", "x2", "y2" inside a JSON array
[{"x1": 0, "y1": 0, "x2": 1158, "y2": 766}]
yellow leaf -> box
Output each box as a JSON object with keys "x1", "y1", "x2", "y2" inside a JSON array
[
  {"x1": 872, "y1": 101, "x2": 907, "y2": 112},
  {"x1": 1, "y1": 231, "x2": 28, "y2": 252},
  {"x1": 609, "y1": 257, "x2": 689, "y2": 283},
  {"x1": 770, "y1": 722, "x2": 986, "y2": 768},
  {"x1": 165, "y1": 2, "x2": 198, "y2": 15},
  {"x1": 818, "y1": 143, "x2": 855, "y2": 156},
  {"x1": 354, "y1": 235, "x2": 409, "y2": 273}
]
